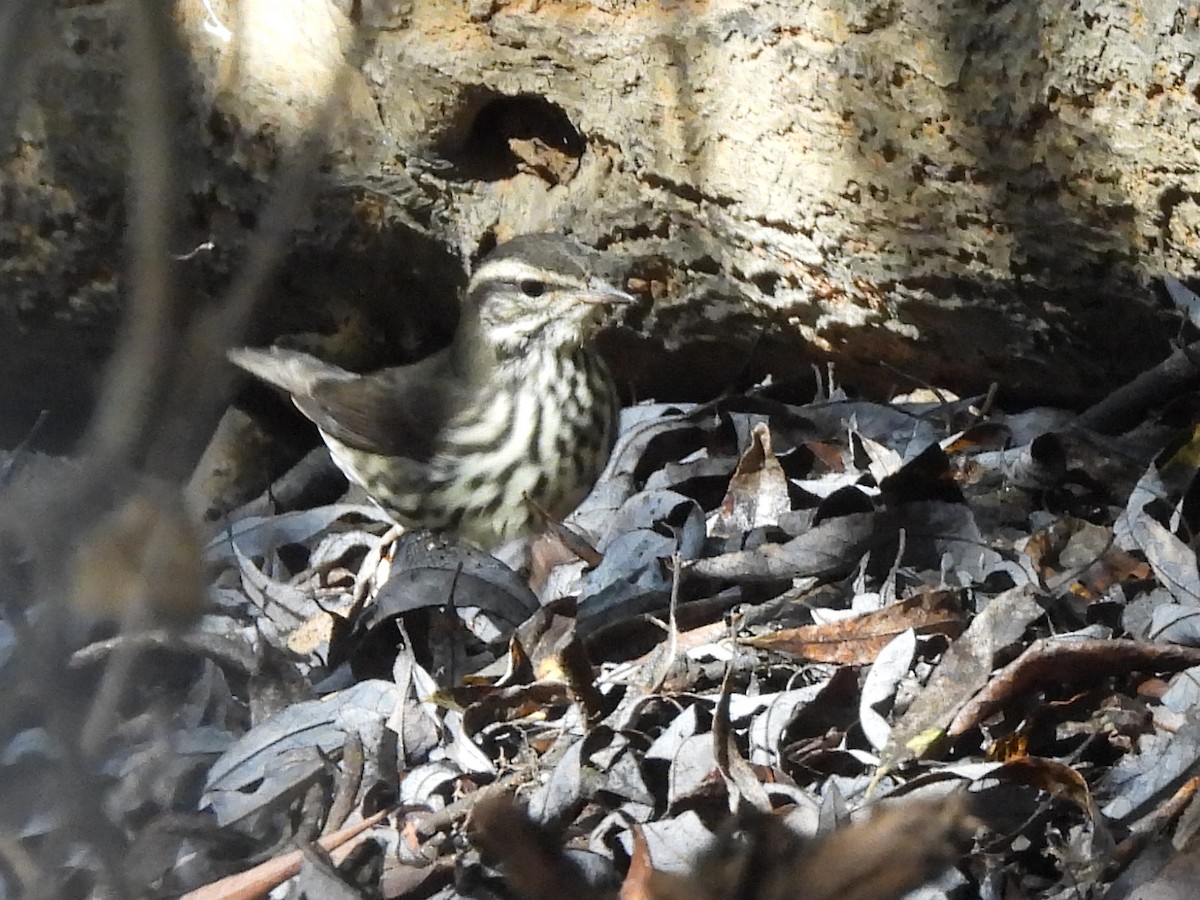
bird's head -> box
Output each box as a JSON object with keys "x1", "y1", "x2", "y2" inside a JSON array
[{"x1": 465, "y1": 234, "x2": 634, "y2": 356}]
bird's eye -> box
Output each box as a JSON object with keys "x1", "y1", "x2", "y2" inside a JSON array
[{"x1": 519, "y1": 279, "x2": 545, "y2": 297}]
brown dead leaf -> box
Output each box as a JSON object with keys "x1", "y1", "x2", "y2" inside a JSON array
[
  {"x1": 457, "y1": 681, "x2": 572, "y2": 734},
  {"x1": 805, "y1": 440, "x2": 847, "y2": 473},
  {"x1": 948, "y1": 638, "x2": 1200, "y2": 738},
  {"x1": 744, "y1": 590, "x2": 965, "y2": 665},
  {"x1": 942, "y1": 421, "x2": 1012, "y2": 455},
  {"x1": 537, "y1": 634, "x2": 607, "y2": 723},
  {"x1": 620, "y1": 826, "x2": 659, "y2": 900},
  {"x1": 714, "y1": 664, "x2": 772, "y2": 813},
  {"x1": 1025, "y1": 518, "x2": 1150, "y2": 601},
  {"x1": 710, "y1": 422, "x2": 791, "y2": 538},
  {"x1": 997, "y1": 756, "x2": 1100, "y2": 819}
]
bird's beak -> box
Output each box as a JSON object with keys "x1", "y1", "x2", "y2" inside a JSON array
[{"x1": 583, "y1": 276, "x2": 637, "y2": 306}]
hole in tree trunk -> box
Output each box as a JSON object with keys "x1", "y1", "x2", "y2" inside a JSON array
[{"x1": 439, "y1": 91, "x2": 585, "y2": 182}]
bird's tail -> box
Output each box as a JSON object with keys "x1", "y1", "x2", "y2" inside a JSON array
[{"x1": 227, "y1": 346, "x2": 355, "y2": 395}]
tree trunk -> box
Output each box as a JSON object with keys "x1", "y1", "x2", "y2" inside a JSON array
[{"x1": 3, "y1": 0, "x2": 1194, "y2": 447}]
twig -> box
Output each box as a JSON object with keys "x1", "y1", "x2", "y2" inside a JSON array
[
  {"x1": 82, "y1": 2, "x2": 181, "y2": 472},
  {"x1": 414, "y1": 773, "x2": 527, "y2": 838},
  {"x1": 178, "y1": 808, "x2": 392, "y2": 900},
  {"x1": 1073, "y1": 337, "x2": 1200, "y2": 435}
]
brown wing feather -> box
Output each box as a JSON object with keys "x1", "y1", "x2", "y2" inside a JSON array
[
  {"x1": 299, "y1": 355, "x2": 469, "y2": 460},
  {"x1": 231, "y1": 345, "x2": 478, "y2": 462}
]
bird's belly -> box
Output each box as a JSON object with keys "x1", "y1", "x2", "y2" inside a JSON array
[
  {"x1": 320, "y1": 358, "x2": 617, "y2": 549},
  {"x1": 435, "y1": 387, "x2": 614, "y2": 546}
]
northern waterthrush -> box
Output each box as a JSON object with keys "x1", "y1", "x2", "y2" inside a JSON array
[{"x1": 229, "y1": 234, "x2": 632, "y2": 548}]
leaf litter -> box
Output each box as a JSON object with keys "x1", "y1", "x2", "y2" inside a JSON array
[{"x1": 22, "y1": 370, "x2": 1200, "y2": 899}]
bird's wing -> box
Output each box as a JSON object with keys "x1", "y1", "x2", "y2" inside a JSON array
[
  {"x1": 302, "y1": 356, "x2": 472, "y2": 460},
  {"x1": 229, "y1": 345, "x2": 472, "y2": 461}
]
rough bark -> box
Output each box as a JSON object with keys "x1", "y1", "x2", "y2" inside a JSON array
[{"x1": 3, "y1": 0, "x2": 1197, "y2": 447}]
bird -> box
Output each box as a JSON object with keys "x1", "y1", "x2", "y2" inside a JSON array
[{"x1": 228, "y1": 233, "x2": 633, "y2": 549}]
